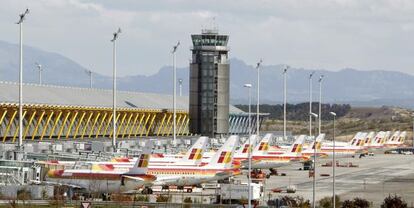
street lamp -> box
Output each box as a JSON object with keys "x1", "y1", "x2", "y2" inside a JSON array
[
  {"x1": 310, "y1": 112, "x2": 318, "y2": 208},
  {"x1": 85, "y1": 69, "x2": 93, "y2": 88},
  {"x1": 178, "y1": 78, "x2": 183, "y2": 96},
  {"x1": 35, "y1": 62, "x2": 42, "y2": 85},
  {"x1": 111, "y1": 28, "x2": 121, "y2": 152},
  {"x1": 256, "y1": 59, "x2": 262, "y2": 136},
  {"x1": 172, "y1": 41, "x2": 180, "y2": 146},
  {"x1": 283, "y1": 65, "x2": 289, "y2": 141},
  {"x1": 16, "y1": 8, "x2": 29, "y2": 150},
  {"x1": 330, "y1": 111, "x2": 337, "y2": 208},
  {"x1": 309, "y1": 72, "x2": 315, "y2": 137},
  {"x1": 244, "y1": 83, "x2": 252, "y2": 208},
  {"x1": 318, "y1": 75, "x2": 324, "y2": 135}
]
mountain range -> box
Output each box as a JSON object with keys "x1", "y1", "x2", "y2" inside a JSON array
[{"x1": 1, "y1": 40, "x2": 414, "y2": 108}]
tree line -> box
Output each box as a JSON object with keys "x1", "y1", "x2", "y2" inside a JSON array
[{"x1": 235, "y1": 103, "x2": 351, "y2": 121}]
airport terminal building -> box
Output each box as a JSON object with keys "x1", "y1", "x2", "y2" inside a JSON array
[{"x1": 0, "y1": 82, "x2": 265, "y2": 142}]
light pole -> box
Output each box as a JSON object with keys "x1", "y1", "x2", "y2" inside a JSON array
[
  {"x1": 318, "y1": 75, "x2": 324, "y2": 135},
  {"x1": 310, "y1": 112, "x2": 318, "y2": 208},
  {"x1": 256, "y1": 59, "x2": 262, "y2": 136},
  {"x1": 330, "y1": 111, "x2": 337, "y2": 208},
  {"x1": 172, "y1": 41, "x2": 180, "y2": 146},
  {"x1": 309, "y1": 72, "x2": 315, "y2": 138},
  {"x1": 178, "y1": 78, "x2": 183, "y2": 97},
  {"x1": 244, "y1": 83, "x2": 252, "y2": 208},
  {"x1": 16, "y1": 8, "x2": 29, "y2": 150},
  {"x1": 35, "y1": 62, "x2": 42, "y2": 85},
  {"x1": 85, "y1": 69, "x2": 93, "y2": 88},
  {"x1": 111, "y1": 28, "x2": 121, "y2": 152},
  {"x1": 283, "y1": 65, "x2": 289, "y2": 141}
]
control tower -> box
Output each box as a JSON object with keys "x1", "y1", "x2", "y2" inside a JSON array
[{"x1": 189, "y1": 29, "x2": 230, "y2": 137}]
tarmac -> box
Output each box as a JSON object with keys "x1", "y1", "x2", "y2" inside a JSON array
[{"x1": 234, "y1": 152, "x2": 414, "y2": 206}]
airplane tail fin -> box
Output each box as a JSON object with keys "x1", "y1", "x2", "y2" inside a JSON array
[
  {"x1": 306, "y1": 134, "x2": 325, "y2": 151},
  {"x1": 373, "y1": 131, "x2": 385, "y2": 145},
  {"x1": 178, "y1": 136, "x2": 208, "y2": 165},
  {"x1": 125, "y1": 140, "x2": 153, "y2": 175},
  {"x1": 398, "y1": 131, "x2": 406, "y2": 143},
  {"x1": 253, "y1": 134, "x2": 272, "y2": 155},
  {"x1": 364, "y1": 131, "x2": 375, "y2": 145},
  {"x1": 286, "y1": 135, "x2": 305, "y2": 155},
  {"x1": 206, "y1": 135, "x2": 239, "y2": 169},
  {"x1": 382, "y1": 131, "x2": 392, "y2": 144},
  {"x1": 235, "y1": 135, "x2": 260, "y2": 156}
]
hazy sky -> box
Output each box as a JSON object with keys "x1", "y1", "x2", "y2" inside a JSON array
[{"x1": 1, "y1": 0, "x2": 414, "y2": 76}]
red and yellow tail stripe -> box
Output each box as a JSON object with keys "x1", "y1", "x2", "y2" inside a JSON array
[
  {"x1": 188, "y1": 148, "x2": 203, "y2": 160},
  {"x1": 138, "y1": 154, "x2": 150, "y2": 168},
  {"x1": 242, "y1": 144, "x2": 251, "y2": 153},
  {"x1": 217, "y1": 151, "x2": 232, "y2": 164},
  {"x1": 258, "y1": 142, "x2": 269, "y2": 151},
  {"x1": 291, "y1": 144, "x2": 303, "y2": 153}
]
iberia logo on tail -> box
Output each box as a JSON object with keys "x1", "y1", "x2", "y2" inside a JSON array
[
  {"x1": 188, "y1": 148, "x2": 203, "y2": 160},
  {"x1": 138, "y1": 154, "x2": 150, "y2": 168},
  {"x1": 217, "y1": 151, "x2": 232, "y2": 164}
]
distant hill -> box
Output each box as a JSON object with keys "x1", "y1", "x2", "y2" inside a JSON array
[{"x1": 1, "y1": 40, "x2": 414, "y2": 108}]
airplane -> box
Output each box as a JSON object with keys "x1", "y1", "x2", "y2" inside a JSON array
[
  {"x1": 145, "y1": 135, "x2": 241, "y2": 190},
  {"x1": 233, "y1": 134, "x2": 261, "y2": 163},
  {"x1": 239, "y1": 134, "x2": 307, "y2": 169},
  {"x1": 385, "y1": 131, "x2": 406, "y2": 147},
  {"x1": 87, "y1": 136, "x2": 241, "y2": 192},
  {"x1": 366, "y1": 131, "x2": 386, "y2": 148},
  {"x1": 363, "y1": 131, "x2": 376, "y2": 147},
  {"x1": 148, "y1": 136, "x2": 209, "y2": 166},
  {"x1": 301, "y1": 134, "x2": 328, "y2": 158},
  {"x1": 319, "y1": 132, "x2": 367, "y2": 157},
  {"x1": 46, "y1": 142, "x2": 156, "y2": 194}
]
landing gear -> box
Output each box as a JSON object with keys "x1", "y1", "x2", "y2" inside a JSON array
[{"x1": 141, "y1": 187, "x2": 153, "y2": 194}]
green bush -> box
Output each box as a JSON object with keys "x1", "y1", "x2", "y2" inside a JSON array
[
  {"x1": 318, "y1": 195, "x2": 341, "y2": 208},
  {"x1": 381, "y1": 194, "x2": 407, "y2": 208},
  {"x1": 341, "y1": 197, "x2": 370, "y2": 208},
  {"x1": 156, "y1": 195, "x2": 169, "y2": 203}
]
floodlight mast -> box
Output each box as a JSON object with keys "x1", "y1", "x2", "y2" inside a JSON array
[
  {"x1": 172, "y1": 41, "x2": 180, "y2": 146},
  {"x1": 256, "y1": 59, "x2": 262, "y2": 136},
  {"x1": 16, "y1": 8, "x2": 29, "y2": 151},
  {"x1": 309, "y1": 72, "x2": 315, "y2": 138},
  {"x1": 85, "y1": 69, "x2": 93, "y2": 88},
  {"x1": 178, "y1": 78, "x2": 183, "y2": 96},
  {"x1": 111, "y1": 28, "x2": 121, "y2": 152},
  {"x1": 329, "y1": 111, "x2": 337, "y2": 208},
  {"x1": 243, "y1": 83, "x2": 252, "y2": 208},
  {"x1": 318, "y1": 75, "x2": 324, "y2": 135},
  {"x1": 310, "y1": 111, "x2": 318, "y2": 208},
  {"x1": 283, "y1": 65, "x2": 289, "y2": 141},
  {"x1": 35, "y1": 62, "x2": 42, "y2": 85}
]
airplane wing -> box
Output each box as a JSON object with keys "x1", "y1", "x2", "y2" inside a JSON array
[
  {"x1": 122, "y1": 175, "x2": 146, "y2": 182},
  {"x1": 29, "y1": 180, "x2": 83, "y2": 189}
]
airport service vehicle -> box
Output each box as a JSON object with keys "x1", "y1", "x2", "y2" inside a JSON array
[
  {"x1": 220, "y1": 183, "x2": 263, "y2": 202},
  {"x1": 46, "y1": 142, "x2": 156, "y2": 194},
  {"x1": 241, "y1": 134, "x2": 307, "y2": 169}
]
